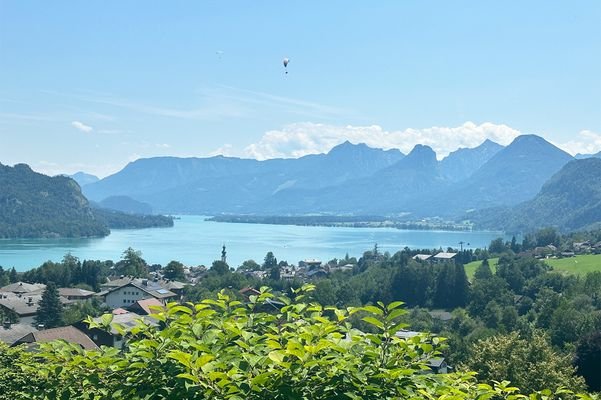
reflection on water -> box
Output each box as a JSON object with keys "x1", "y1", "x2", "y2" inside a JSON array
[{"x1": 0, "y1": 216, "x2": 508, "y2": 271}]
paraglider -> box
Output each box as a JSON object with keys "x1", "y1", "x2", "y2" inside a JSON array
[{"x1": 283, "y1": 57, "x2": 290, "y2": 74}]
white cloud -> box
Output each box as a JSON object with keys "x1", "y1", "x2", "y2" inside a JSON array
[
  {"x1": 556, "y1": 130, "x2": 601, "y2": 156},
  {"x1": 208, "y1": 144, "x2": 236, "y2": 157},
  {"x1": 71, "y1": 121, "x2": 93, "y2": 133},
  {"x1": 244, "y1": 121, "x2": 522, "y2": 160}
]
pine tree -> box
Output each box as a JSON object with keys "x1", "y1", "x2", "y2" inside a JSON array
[
  {"x1": 35, "y1": 282, "x2": 64, "y2": 328},
  {"x1": 8, "y1": 267, "x2": 18, "y2": 283}
]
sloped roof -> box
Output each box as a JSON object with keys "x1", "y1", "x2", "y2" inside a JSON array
[
  {"x1": 13, "y1": 326, "x2": 98, "y2": 350},
  {"x1": 58, "y1": 288, "x2": 95, "y2": 298},
  {"x1": 433, "y1": 252, "x2": 457, "y2": 259},
  {"x1": 128, "y1": 298, "x2": 164, "y2": 315},
  {"x1": 0, "y1": 294, "x2": 41, "y2": 316},
  {"x1": 0, "y1": 324, "x2": 38, "y2": 345},
  {"x1": 413, "y1": 254, "x2": 432, "y2": 261},
  {"x1": 105, "y1": 282, "x2": 177, "y2": 300},
  {"x1": 0, "y1": 282, "x2": 46, "y2": 294}
]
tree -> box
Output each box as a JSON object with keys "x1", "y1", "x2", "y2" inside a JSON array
[
  {"x1": 8, "y1": 267, "x2": 17, "y2": 284},
  {"x1": 238, "y1": 259, "x2": 260, "y2": 272},
  {"x1": 115, "y1": 248, "x2": 148, "y2": 277},
  {"x1": 210, "y1": 260, "x2": 230, "y2": 276},
  {"x1": 163, "y1": 261, "x2": 186, "y2": 281},
  {"x1": 262, "y1": 252, "x2": 277, "y2": 270},
  {"x1": 474, "y1": 259, "x2": 493, "y2": 280},
  {"x1": 0, "y1": 267, "x2": 8, "y2": 288},
  {"x1": 574, "y1": 331, "x2": 601, "y2": 392},
  {"x1": 535, "y1": 227, "x2": 560, "y2": 247},
  {"x1": 463, "y1": 330, "x2": 586, "y2": 393},
  {"x1": 35, "y1": 282, "x2": 63, "y2": 328},
  {"x1": 488, "y1": 238, "x2": 507, "y2": 254}
]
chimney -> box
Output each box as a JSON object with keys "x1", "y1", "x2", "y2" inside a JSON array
[
  {"x1": 142, "y1": 279, "x2": 148, "y2": 286},
  {"x1": 27, "y1": 297, "x2": 33, "y2": 306},
  {"x1": 2, "y1": 320, "x2": 10, "y2": 329}
]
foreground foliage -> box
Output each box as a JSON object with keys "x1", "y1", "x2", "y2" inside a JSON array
[{"x1": 0, "y1": 286, "x2": 594, "y2": 399}]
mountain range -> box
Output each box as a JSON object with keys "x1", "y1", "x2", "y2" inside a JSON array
[{"x1": 81, "y1": 134, "x2": 579, "y2": 223}]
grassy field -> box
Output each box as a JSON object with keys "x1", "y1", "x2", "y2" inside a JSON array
[
  {"x1": 464, "y1": 254, "x2": 601, "y2": 280},
  {"x1": 545, "y1": 254, "x2": 601, "y2": 276},
  {"x1": 464, "y1": 258, "x2": 498, "y2": 280}
]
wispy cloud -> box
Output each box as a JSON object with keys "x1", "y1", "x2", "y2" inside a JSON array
[
  {"x1": 51, "y1": 85, "x2": 347, "y2": 122},
  {"x1": 71, "y1": 121, "x2": 93, "y2": 133},
  {"x1": 210, "y1": 85, "x2": 349, "y2": 119},
  {"x1": 557, "y1": 130, "x2": 601, "y2": 156},
  {"x1": 243, "y1": 121, "x2": 522, "y2": 160}
]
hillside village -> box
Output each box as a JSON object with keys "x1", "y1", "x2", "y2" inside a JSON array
[{"x1": 0, "y1": 237, "x2": 597, "y2": 354}]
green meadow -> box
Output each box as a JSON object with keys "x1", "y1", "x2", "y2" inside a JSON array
[{"x1": 464, "y1": 254, "x2": 601, "y2": 280}]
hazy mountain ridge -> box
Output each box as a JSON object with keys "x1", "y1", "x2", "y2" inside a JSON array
[
  {"x1": 81, "y1": 135, "x2": 581, "y2": 227},
  {"x1": 414, "y1": 135, "x2": 574, "y2": 216},
  {"x1": 83, "y1": 142, "x2": 405, "y2": 214},
  {"x1": 470, "y1": 158, "x2": 601, "y2": 232},
  {"x1": 67, "y1": 171, "x2": 100, "y2": 186},
  {"x1": 440, "y1": 139, "x2": 504, "y2": 182}
]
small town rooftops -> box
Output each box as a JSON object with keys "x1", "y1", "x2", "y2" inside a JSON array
[{"x1": 12, "y1": 326, "x2": 98, "y2": 350}]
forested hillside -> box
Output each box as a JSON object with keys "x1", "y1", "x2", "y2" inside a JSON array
[
  {"x1": 471, "y1": 158, "x2": 601, "y2": 232},
  {"x1": 0, "y1": 163, "x2": 174, "y2": 238},
  {"x1": 0, "y1": 163, "x2": 109, "y2": 238}
]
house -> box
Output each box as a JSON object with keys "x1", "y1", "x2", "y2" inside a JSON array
[
  {"x1": 428, "y1": 310, "x2": 453, "y2": 322},
  {"x1": 127, "y1": 298, "x2": 165, "y2": 315},
  {"x1": 329, "y1": 263, "x2": 354, "y2": 273},
  {"x1": 0, "y1": 281, "x2": 46, "y2": 295},
  {"x1": 432, "y1": 252, "x2": 457, "y2": 263},
  {"x1": 75, "y1": 311, "x2": 157, "y2": 349},
  {"x1": 0, "y1": 292, "x2": 70, "y2": 326},
  {"x1": 0, "y1": 323, "x2": 37, "y2": 345},
  {"x1": 0, "y1": 293, "x2": 42, "y2": 326},
  {"x1": 412, "y1": 254, "x2": 432, "y2": 262},
  {"x1": 426, "y1": 358, "x2": 449, "y2": 374},
  {"x1": 300, "y1": 259, "x2": 322, "y2": 270},
  {"x1": 12, "y1": 326, "x2": 98, "y2": 350},
  {"x1": 103, "y1": 281, "x2": 177, "y2": 310},
  {"x1": 58, "y1": 288, "x2": 96, "y2": 303}
]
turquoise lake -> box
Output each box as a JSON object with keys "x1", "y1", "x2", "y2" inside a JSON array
[{"x1": 0, "y1": 216, "x2": 508, "y2": 271}]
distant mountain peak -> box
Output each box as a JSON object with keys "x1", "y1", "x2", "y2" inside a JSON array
[
  {"x1": 406, "y1": 144, "x2": 436, "y2": 158},
  {"x1": 328, "y1": 141, "x2": 369, "y2": 154}
]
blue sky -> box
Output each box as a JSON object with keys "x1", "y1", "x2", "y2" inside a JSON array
[{"x1": 1, "y1": 1, "x2": 600, "y2": 177}]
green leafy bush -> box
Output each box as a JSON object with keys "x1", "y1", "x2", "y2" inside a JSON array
[{"x1": 4, "y1": 285, "x2": 597, "y2": 399}]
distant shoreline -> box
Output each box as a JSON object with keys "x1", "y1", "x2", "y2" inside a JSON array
[{"x1": 207, "y1": 215, "x2": 482, "y2": 232}]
